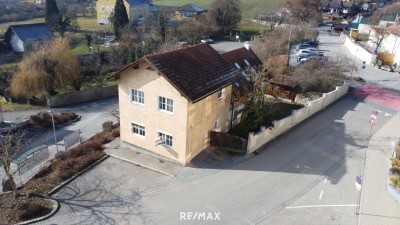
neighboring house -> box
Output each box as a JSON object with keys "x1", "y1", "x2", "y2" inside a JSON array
[
  {"x1": 96, "y1": 0, "x2": 205, "y2": 24},
  {"x1": 114, "y1": 43, "x2": 241, "y2": 164},
  {"x1": 321, "y1": 0, "x2": 343, "y2": 10},
  {"x1": 173, "y1": 4, "x2": 206, "y2": 20},
  {"x1": 369, "y1": 24, "x2": 400, "y2": 65},
  {"x1": 221, "y1": 46, "x2": 262, "y2": 123},
  {"x1": 378, "y1": 14, "x2": 399, "y2": 27},
  {"x1": 4, "y1": 23, "x2": 53, "y2": 52}
]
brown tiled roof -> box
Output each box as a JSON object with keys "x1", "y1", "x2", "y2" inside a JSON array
[
  {"x1": 146, "y1": 43, "x2": 241, "y2": 102},
  {"x1": 221, "y1": 47, "x2": 263, "y2": 69}
]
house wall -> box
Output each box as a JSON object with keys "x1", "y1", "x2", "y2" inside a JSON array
[
  {"x1": 247, "y1": 84, "x2": 349, "y2": 153},
  {"x1": 344, "y1": 36, "x2": 375, "y2": 64},
  {"x1": 119, "y1": 61, "x2": 189, "y2": 164},
  {"x1": 96, "y1": 0, "x2": 129, "y2": 24},
  {"x1": 358, "y1": 24, "x2": 371, "y2": 34},
  {"x1": 185, "y1": 85, "x2": 232, "y2": 162},
  {"x1": 128, "y1": 5, "x2": 150, "y2": 23},
  {"x1": 11, "y1": 32, "x2": 24, "y2": 52}
]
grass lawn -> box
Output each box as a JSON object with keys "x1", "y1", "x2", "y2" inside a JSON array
[
  {"x1": 153, "y1": 0, "x2": 280, "y2": 20},
  {"x1": 71, "y1": 42, "x2": 109, "y2": 55},
  {"x1": 0, "y1": 99, "x2": 45, "y2": 112},
  {"x1": 0, "y1": 18, "x2": 45, "y2": 33}
]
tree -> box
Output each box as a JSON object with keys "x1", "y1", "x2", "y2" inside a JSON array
[
  {"x1": 10, "y1": 38, "x2": 81, "y2": 99},
  {"x1": 45, "y1": 0, "x2": 60, "y2": 30},
  {"x1": 113, "y1": 0, "x2": 129, "y2": 39},
  {"x1": 369, "y1": 25, "x2": 388, "y2": 52},
  {"x1": 0, "y1": 129, "x2": 24, "y2": 196},
  {"x1": 208, "y1": 0, "x2": 242, "y2": 34},
  {"x1": 280, "y1": 0, "x2": 321, "y2": 24},
  {"x1": 56, "y1": 14, "x2": 72, "y2": 37},
  {"x1": 158, "y1": 13, "x2": 167, "y2": 42},
  {"x1": 177, "y1": 15, "x2": 217, "y2": 44}
]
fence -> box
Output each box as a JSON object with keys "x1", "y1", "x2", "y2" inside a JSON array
[
  {"x1": 12, "y1": 144, "x2": 50, "y2": 187},
  {"x1": 210, "y1": 131, "x2": 248, "y2": 153},
  {"x1": 247, "y1": 83, "x2": 349, "y2": 154},
  {"x1": 49, "y1": 84, "x2": 118, "y2": 107}
]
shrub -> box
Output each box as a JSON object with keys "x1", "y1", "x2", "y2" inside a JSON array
[
  {"x1": 16, "y1": 200, "x2": 52, "y2": 221},
  {"x1": 112, "y1": 128, "x2": 120, "y2": 137},
  {"x1": 102, "y1": 121, "x2": 113, "y2": 132},
  {"x1": 29, "y1": 115, "x2": 44, "y2": 126},
  {"x1": 390, "y1": 175, "x2": 400, "y2": 188},
  {"x1": 391, "y1": 158, "x2": 400, "y2": 167},
  {"x1": 396, "y1": 144, "x2": 400, "y2": 159},
  {"x1": 390, "y1": 167, "x2": 400, "y2": 176},
  {"x1": 86, "y1": 140, "x2": 104, "y2": 151}
]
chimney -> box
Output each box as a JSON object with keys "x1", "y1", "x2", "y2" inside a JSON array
[{"x1": 244, "y1": 41, "x2": 251, "y2": 50}]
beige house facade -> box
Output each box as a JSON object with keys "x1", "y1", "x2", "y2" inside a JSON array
[{"x1": 115, "y1": 44, "x2": 241, "y2": 164}]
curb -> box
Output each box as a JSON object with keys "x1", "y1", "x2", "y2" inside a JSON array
[
  {"x1": 15, "y1": 194, "x2": 60, "y2": 225},
  {"x1": 47, "y1": 154, "x2": 109, "y2": 196},
  {"x1": 107, "y1": 153, "x2": 175, "y2": 177}
]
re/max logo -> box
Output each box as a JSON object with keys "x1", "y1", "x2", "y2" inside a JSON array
[{"x1": 180, "y1": 212, "x2": 221, "y2": 221}]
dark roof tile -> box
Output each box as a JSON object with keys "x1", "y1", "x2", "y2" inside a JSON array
[
  {"x1": 8, "y1": 23, "x2": 53, "y2": 42},
  {"x1": 146, "y1": 43, "x2": 241, "y2": 102}
]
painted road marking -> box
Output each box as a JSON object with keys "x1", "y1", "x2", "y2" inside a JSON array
[
  {"x1": 286, "y1": 204, "x2": 358, "y2": 209},
  {"x1": 319, "y1": 190, "x2": 324, "y2": 200},
  {"x1": 324, "y1": 177, "x2": 327, "y2": 184},
  {"x1": 353, "y1": 85, "x2": 400, "y2": 111}
]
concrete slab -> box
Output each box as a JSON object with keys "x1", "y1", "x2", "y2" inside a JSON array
[{"x1": 105, "y1": 148, "x2": 184, "y2": 177}]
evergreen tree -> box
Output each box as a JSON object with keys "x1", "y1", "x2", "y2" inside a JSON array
[
  {"x1": 45, "y1": 0, "x2": 60, "y2": 30},
  {"x1": 113, "y1": 0, "x2": 129, "y2": 38},
  {"x1": 158, "y1": 13, "x2": 166, "y2": 42}
]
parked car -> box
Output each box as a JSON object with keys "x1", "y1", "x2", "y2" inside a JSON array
[
  {"x1": 303, "y1": 41, "x2": 319, "y2": 48},
  {"x1": 298, "y1": 55, "x2": 325, "y2": 64},
  {"x1": 296, "y1": 44, "x2": 311, "y2": 50},
  {"x1": 297, "y1": 53, "x2": 313, "y2": 61},
  {"x1": 296, "y1": 48, "x2": 320, "y2": 56},
  {"x1": 201, "y1": 38, "x2": 214, "y2": 44}
]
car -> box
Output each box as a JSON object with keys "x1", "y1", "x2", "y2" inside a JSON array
[
  {"x1": 296, "y1": 48, "x2": 320, "y2": 56},
  {"x1": 297, "y1": 53, "x2": 312, "y2": 61},
  {"x1": 303, "y1": 41, "x2": 319, "y2": 48},
  {"x1": 298, "y1": 55, "x2": 325, "y2": 64},
  {"x1": 296, "y1": 44, "x2": 311, "y2": 50},
  {"x1": 200, "y1": 38, "x2": 214, "y2": 44}
]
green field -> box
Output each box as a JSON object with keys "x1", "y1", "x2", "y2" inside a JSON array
[{"x1": 153, "y1": 0, "x2": 280, "y2": 19}]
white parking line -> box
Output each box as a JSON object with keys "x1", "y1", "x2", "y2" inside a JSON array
[
  {"x1": 286, "y1": 204, "x2": 358, "y2": 209},
  {"x1": 319, "y1": 190, "x2": 324, "y2": 200}
]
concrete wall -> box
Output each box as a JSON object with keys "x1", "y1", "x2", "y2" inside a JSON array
[
  {"x1": 49, "y1": 85, "x2": 118, "y2": 107},
  {"x1": 0, "y1": 103, "x2": 3, "y2": 123},
  {"x1": 186, "y1": 85, "x2": 232, "y2": 163},
  {"x1": 247, "y1": 84, "x2": 349, "y2": 153},
  {"x1": 119, "y1": 61, "x2": 188, "y2": 164},
  {"x1": 344, "y1": 36, "x2": 375, "y2": 64}
]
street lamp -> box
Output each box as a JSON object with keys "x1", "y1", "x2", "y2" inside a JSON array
[{"x1": 48, "y1": 110, "x2": 59, "y2": 153}]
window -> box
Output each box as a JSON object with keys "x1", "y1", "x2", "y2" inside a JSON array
[
  {"x1": 217, "y1": 89, "x2": 224, "y2": 100},
  {"x1": 106, "y1": 6, "x2": 110, "y2": 12},
  {"x1": 132, "y1": 123, "x2": 145, "y2": 137},
  {"x1": 158, "y1": 96, "x2": 173, "y2": 113},
  {"x1": 214, "y1": 119, "x2": 221, "y2": 129},
  {"x1": 112, "y1": 7, "x2": 115, "y2": 13},
  {"x1": 158, "y1": 131, "x2": 173, "y2": 147},
  {"x1": 131, "y1": 89, "x2": 144, "y2": 105},
  {"x1": 101, "y1": 6, "x2": 104, "y2": 12}
]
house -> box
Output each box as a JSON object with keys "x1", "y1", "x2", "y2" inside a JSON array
[
  {"x1": 113, "y1": 43, "x2": 242, "y2": 164},
  {"x1": 96, "y1": 0, "x2": 205, "y2": 24},
  {"x1": 4, "y1": 23, "x2": 53, "y2": 52},
  {"x1": 321, "y1": 0, "x2": 343, "y2": 11},
  {"x1": 221, "y1": 45, "x2": 262, "y2": 124},
  {"x1": 368, "y1": 24, "x2": 400, "y2": 65}
]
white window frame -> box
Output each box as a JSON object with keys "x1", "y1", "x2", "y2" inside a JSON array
[
  {"x1": 157, "y1": 130, "x2": 173, "y2": 147},
  {"x1": 217, "y1": 88, "x2": 224, "y2": 100},
  {"x1": 101, "y1": 5, "x2": 105, "y2": 12},
  {"x1": 106, "y1": 6, "x2": 110, "y2": 12},
  {"x1": 158, "y1": 96, "x2": 174, "y2": 114},
  {"x1": 131, "y1": 122, "x2": 145, "y2": 138},
  {"x1": 130, "y1": 88, "x2": 145, "y2": 105},
  {"x1": 214, "y1": 119, "x2": 221, "y2": 130}
]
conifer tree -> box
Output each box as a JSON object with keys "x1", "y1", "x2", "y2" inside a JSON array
[{"x1": 113, "y1": 0, "x2": 129, "y2": 38}]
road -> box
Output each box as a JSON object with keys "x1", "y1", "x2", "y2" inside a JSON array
[
  {"x1": 0, "y1": 97, "x2": 118, "y2": 191},
  {"x1": 37, "y1": 26, "x2": 400, "y2": 224}
]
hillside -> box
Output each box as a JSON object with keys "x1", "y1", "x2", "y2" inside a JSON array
[{"x1": 153, "y1": 0, "x2": 281, "y2": 20}]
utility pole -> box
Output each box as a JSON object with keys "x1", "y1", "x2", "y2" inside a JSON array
[{"x1": 287, "y1": 24, "x2": 292, "y2": 67}]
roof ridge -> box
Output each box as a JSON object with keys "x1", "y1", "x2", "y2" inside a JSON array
[{"x1": 146, "y1": 43, "x2": 207, "y2": 58}]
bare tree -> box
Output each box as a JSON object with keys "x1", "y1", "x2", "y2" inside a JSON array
[
  {"x1": 280, "y1": 0, "x2": 322, "y2": 25},
  {"x1": 208, "y1": 0, "x2": 242, "y2": 34},
  {"x1": 369, "y1": 25, "x2": 388, "y2": 52},
  {"x1": 0, "y1": 130, "x2": 24, "y2": 196}
]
